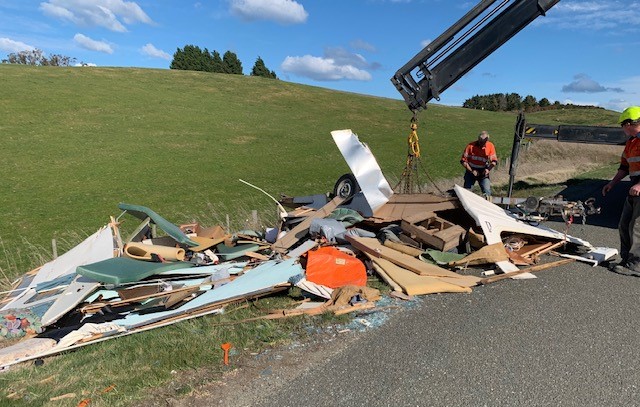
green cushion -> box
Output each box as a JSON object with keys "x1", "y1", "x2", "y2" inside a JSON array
[
  {"x1": 77, "y1": 257, "x2": 194, "y2": 285},
  {"x1": 118, "y1": 203, "x2": 198, "y2": 247}
]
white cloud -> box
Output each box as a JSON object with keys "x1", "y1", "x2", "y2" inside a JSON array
[
  {"x1": 281, "y1": 55, "x2": 372, "y2": 81},
  {"x1": 604, "y1": 98, "x2": 629, "y2": 112},
  {"x1": 0, "y1": 37, "x2": 35, "y2": 53},
  {"x1": 40, "y1": 0, "x2": 153, "y2": 32},
  {"x1": 281, "y1": 46, "x2": 380, "y2": 81},
  {"x1": 229, "y1": 0, "x2": 308, "y2": 24},
  {"x1": 556, "y1": 1, "x2": 610, "y2": 13},
  {"x1": 603, "y1": 75, "x2": 640, "y2": 111},
  {"x1": 562, "y1": 73, "x2": 624, "y2": 93},
  {"x1": 141, "y1": 43, "x2": 171, "y2": 60},
  {"x1": 74, "y1": 33, "x2": 113, "y2": 54},
  {"x1": 541, "y1": 1, "x2": 633, "y2": 31},
  {"x1": 324, "y1": 47, "x2": 369, "y2": 70}
]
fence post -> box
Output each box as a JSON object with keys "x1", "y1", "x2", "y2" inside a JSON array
[{"x1": 52, "y1": 238, "x2": 58, "y2": 259}]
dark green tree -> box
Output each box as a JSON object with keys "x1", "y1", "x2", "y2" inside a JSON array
[
  {"x1": 539, "y1": 97, "x2": 551, "y2": 108},
  {"x1": 170, "y1": 45, "x2": 203, "y2": 71},
  {"x1": 522, "y1": 95, "x2": 538, "y2": 111},
  {"x1": 222, "y1": 51, "x2": 243, "y2": 74},
  {"x1": 251, "y1": 56, "x2": 277, "y2": 79},
  {"x1": 462, "y1": 95, "x2": 481, "y2": 109},
  {"x1": 505, "y1": 93, "x2": 522, "y2": 111},
  {"x1": 210, "y1": 50, "x2": 223, "y2": 73}
]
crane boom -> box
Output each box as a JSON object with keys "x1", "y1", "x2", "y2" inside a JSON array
[{"x1": 391, "y1": 0, "x2": 560, "y2": 112}]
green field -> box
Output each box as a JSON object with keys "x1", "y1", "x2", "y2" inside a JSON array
[{"x1": 0, "y1": 65, "x2": 621, "y2": 406}]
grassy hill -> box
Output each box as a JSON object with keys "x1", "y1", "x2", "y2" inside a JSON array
[{"x1": 0, "y1": 65, "x2": 620, "y2": 279}]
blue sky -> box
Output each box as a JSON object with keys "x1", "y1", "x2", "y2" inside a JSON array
[{"x1": 1, "y1": 0, "x2": 638, "y2": 112}]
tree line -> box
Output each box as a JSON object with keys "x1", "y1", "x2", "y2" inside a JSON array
[
  {"x1": 2, "y1": 49, "x2": 77, "y2": 66},
  {"x1": 2, "y1": 45, "x2": 278, "y2": 80},
  {"x1": 462, "y1": 93, "x2": 603, "y2": 112},
  {"x1": 169, "y1": 45, "x2": 277, "y2": 79}
]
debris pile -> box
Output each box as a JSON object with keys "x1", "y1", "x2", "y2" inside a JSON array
[{"x1": 0, "y1": 129, "x2": 616, "y2": 370}]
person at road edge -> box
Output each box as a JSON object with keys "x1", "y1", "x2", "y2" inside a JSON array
[{"x1": 602, "y1": 106, "x2": 640, "y2": 275}]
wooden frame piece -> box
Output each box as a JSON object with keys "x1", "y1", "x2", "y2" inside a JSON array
[{"x1": 401, "y1": 212, "x2": 466, "y2": 252}]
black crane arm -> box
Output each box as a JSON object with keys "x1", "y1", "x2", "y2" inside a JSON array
[{"x1": 391, "y1": 0, "x2": 560, "y2": 112}]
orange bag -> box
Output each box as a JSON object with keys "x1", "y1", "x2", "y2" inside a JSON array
[{"x1": 305, "y1": 246, "x2": 367, "y2": 288}]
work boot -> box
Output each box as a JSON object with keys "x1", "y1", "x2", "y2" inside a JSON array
[{"x1": 608, "y1": 262, "x2": 640, "y2": 277}]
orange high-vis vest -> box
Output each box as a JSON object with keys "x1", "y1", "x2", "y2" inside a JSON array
[
  {"x1": 621, "y1": 136, "x2": 640, "y2": 178},
  {"x1": 461, "y1": 140, "x2": 498, "y2": 170}
]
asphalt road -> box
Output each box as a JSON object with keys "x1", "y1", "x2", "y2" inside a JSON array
[{"x1": 240, "y1": 179, "x2": 640, "y2": 407}]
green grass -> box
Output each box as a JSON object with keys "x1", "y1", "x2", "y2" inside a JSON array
[{"x1": 0, "y1": 65, "x2": 621, "y2": 406}]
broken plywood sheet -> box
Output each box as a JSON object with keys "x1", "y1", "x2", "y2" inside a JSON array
[
  {"x1": 39, "y1": 275, "x2": 104, "y2": 327},
  {"x1": 331, "y1": 129, "x2": 393, "y2": 212},
  {"x1": 1, "y1": 226, "x2": 115, "y2": 329},
  {"x1": 453, "y1": 185, "x2": 593, "y2": 275},
  {"x1": 346, "y1": 235, "x2": 479, "y2": 286},
  {"x1": 369, "y1": 256, "x2": 472, "y2": 295},
  {"x1": 372, "y1": 193, "x2": 459, "y2": 222},
  {"x1": 285, "y1": 239, "x2": 319, "y2": 259},
  {"x1": 116, "y1": 258, "x2": 303, "y2": 329},
  {"x1": 1, "y1": 226, "x2": 114, "y2": 313},
  {"x1": 383, "y1": 240, "x2": 423, "y2": 257}
]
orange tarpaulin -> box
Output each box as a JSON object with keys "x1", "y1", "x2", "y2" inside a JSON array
[{"x1": 305, "y1": 247, "x2": 367, "y2": 288}]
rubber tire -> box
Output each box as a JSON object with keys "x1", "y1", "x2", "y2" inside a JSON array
[{"x1": 333, "y1": 173, "x2": 360, "y2": 204}]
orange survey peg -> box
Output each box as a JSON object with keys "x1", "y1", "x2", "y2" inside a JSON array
[{"x1": 221, "y1": 342, "x2": 232, "y2": 366}]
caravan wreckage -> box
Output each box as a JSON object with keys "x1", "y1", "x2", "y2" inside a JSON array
[
  {"x1": 0, "y1": 129, "x2": 617, "y2": 369},
  {"x1": 0, "y1": 0, "x2": 623, "y2": 370}
]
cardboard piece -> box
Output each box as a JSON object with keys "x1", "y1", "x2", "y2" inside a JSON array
[
  {"x1": 369, "y1": 256, "x2": 472, "y2": 295},
  {"x1": 449, "y1": 243, "x2": 509, "y2": 267},
  {"x1": 346, "y1": 235, "x2": 480, "y2": 287}
]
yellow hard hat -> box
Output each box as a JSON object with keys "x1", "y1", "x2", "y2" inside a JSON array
[{"x1": 618, "y1": 106, "x2": 640, "y2": 124}]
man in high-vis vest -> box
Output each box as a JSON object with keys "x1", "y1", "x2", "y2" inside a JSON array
[
  {"x1": 602, "y1": 106, "x2": 640, "y2": 275},
  {"x1": 460, "y1": 130, "x2": 498, "y2": 197}
]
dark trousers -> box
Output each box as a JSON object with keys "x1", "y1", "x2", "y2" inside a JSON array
[{"x1": 618, "y1": 195, "x2": 640, "y2": 270}]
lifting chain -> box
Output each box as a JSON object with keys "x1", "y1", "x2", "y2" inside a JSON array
[
  {"x1": 408, "y1": 111, "x2": 420, "y2": 158},
  {"x1": 394, "y1": 110, "x2": 444, "y2": 195}
]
